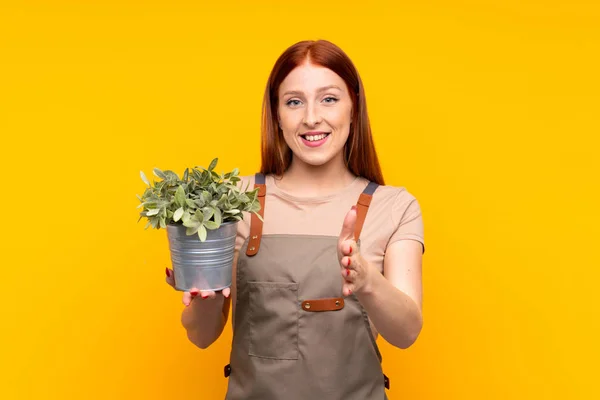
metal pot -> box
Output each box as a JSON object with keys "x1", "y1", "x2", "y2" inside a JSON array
[{"x1": 166, "y1": 220, "x2": 238, "y2": 291}]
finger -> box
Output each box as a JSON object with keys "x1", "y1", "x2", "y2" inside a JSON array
[
  {"x1": 165, "y1": 267, "x2": 176, "y2": 288},
  {"x1": 222, "y1": 287, "x2": 231, "y2": 298},
  {"x1": 342, "y1": 240, "x2": 355, "y2": 257},
  {"x1": 341, "y1": 256, "x2": 356, "y2": 270},
  {"x1": 343, "y1": 283, "x2": 354, "y2": 297},
  {"x1": 182, "y1": 291, "x2": 193, "y2": 306},
  {"x1": 339, "y1": 206, "x2": 358, "y2": 244},
  {"x1": 342, "y1": 267, "x2": 355, "y2": 281},
  {"x1": 182, "y1": 288, "x2": 202, "y2": 306},
  {"x1": 200, "y1": 290, "x2": 217, "y2": 300}
]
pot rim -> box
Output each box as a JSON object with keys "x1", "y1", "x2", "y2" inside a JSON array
[{"x1": 166, "y1": 219, "x2": 239, "y2": 227}]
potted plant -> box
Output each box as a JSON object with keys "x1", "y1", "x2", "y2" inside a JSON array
[{"x1": 137, "y1": 158, "x2": 262, "y2": 291}]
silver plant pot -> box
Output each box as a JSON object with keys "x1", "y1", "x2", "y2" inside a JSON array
[{"x1": 166, "y1": 220, "x2": 238, "y2": 291}]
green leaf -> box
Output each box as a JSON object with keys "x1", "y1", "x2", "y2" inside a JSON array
[
  {"x1": 183, "y1": 168, "x2": 189, "y2": 182},
  {"x1": 231, "y1": 167, "x2": 239, "y2": 177},
  {"x1": 202, "y1": 207, "x2": 214, "y2": 221},
  {"x1": 214, "y1": 207, "x2": 222, "y2": 225},
  {"x1": 153, "y1": 168, "x2": 167, "y2": 179},
  {"x1": 194, "y1": 198, "x2": 205, "y2": 208},
  {"x1": 164, "y1": 170, "x2": 179, "y2": 181},
  {"x1": 186, "y1": 225, "x2": 200, "y2": 235},
  {"x1": 182, "y1": 219, "x2": 200, "y2": 228},
  {"x1": 203, "y1": 220, "x2": 219, "y2": 230},
  {"x1": 159, "y1": 217, "x2": 166, "y2": 229},
  {"x1": 202, "y1": 170, "x2": 211, "y2": 186},
  {"x1": 173, "y1": 207, "x2": 184, "y2": 222},
  {"x1": 224, "y1": 209, "x2": 240, "y2": 214},
  {"x1": 185, "y1": 199, "x2": 197, "y2": 208},
  {"x1": 140, "y1": 171, "x2": 150, "y2": 186},
  {"x1": 208, "y1": 158, "x2": 218, "y2": 171},
  {"x1": 146, "y1": 208, "x2": 160, "y2": 216},
  {"x1": 198, "y1": 224, "x2": 207, "y2": 242},
  {"x1": 175, "y1": 185, "x2": 186, "y2": 207},
  {"x1": 182, "y1": 210, "x2": 191, "y2": 224},
  {"x1": 192, "y1": 169, "x2": 203, "y2": 182}
]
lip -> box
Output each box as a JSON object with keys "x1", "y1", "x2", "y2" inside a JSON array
[
  {"x1": 300, "y1": 131, "x2": 330, "y2": 148},
  {"x1": 300, "y1": 131, "x2": 329, "y2": 136}
]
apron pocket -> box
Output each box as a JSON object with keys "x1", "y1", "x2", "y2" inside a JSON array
[{"x1": 248, "y1": 281, "x2": 299, "y2": 360}]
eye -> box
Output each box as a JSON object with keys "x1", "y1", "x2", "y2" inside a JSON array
[
  {"x1": 323, "y1": 96, "x2": 339, "y2": 104},
  {"x1": 286, "y1": 99, "x2": 302, "y2": 107}
]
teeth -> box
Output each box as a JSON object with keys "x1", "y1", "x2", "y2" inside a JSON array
[{"x1": 304, "y1": 133, "x2": 328, "y2": 141}]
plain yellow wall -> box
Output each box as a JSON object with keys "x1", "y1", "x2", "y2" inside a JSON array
[{"x1": 1, "y1": 1, "x2": 598, "y2": 399}]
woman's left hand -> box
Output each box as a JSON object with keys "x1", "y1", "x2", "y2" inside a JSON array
[{"x1": 338, "y1": 205, "x2": 376, "y2": 297}]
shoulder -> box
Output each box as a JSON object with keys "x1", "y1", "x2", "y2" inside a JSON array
[
  {"x1": 373, "y1": 183, "x2": 424, "y2": 253},
  {"x1": 372, "y1": 183, "x2": 419, "y2": 213}
]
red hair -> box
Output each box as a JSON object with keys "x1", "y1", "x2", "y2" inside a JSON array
[{"x1": 260, "y1": 39, "x2": 385, "y2": 185}]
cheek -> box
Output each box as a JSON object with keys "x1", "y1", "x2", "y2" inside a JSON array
[
  {"x1": 279, "y1": 110, "x2": 300, "y2": 130},
  {"x1": 331, "y1": 105, "x2": 352, "y2": 125},
  {"x1": 329, "y1": 109, "x2": 352, "y2": 134}
]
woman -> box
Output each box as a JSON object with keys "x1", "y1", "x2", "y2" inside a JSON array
[{"x1": 165, "y1": 39, "x2": 425, "y2": 400}]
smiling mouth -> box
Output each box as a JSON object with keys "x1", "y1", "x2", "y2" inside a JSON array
[{"x1": 300, "y1": 132, "x2": 331, "y2": 142}]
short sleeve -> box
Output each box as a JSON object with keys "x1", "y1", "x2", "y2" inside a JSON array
[{"x1": 388, "y1": 192, "x2": 425, "y2": 254}]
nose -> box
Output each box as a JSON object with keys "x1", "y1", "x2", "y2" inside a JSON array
[{"x1": 302, "y1": 102, "x2": 322, "y2": 127}]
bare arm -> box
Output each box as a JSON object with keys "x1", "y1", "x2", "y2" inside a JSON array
[
  {"x1": 180, "y1": 292, "x2": 231, "y2": 349},
  {"x1": 355, "y1": 239, "x2": 423, "y2": 349}
]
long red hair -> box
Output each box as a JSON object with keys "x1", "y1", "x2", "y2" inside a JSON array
[{"x1": 259, "y1": 39, "x2": 385, "y2": 185}]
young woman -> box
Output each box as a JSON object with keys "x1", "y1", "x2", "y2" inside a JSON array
[{"x1": 165, "y1": 39, "x2": 425, "y2": 400}]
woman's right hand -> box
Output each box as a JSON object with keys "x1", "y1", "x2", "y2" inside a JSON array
[{"x1": 165, "y1": 267, "x2": 231, "y2": 306}]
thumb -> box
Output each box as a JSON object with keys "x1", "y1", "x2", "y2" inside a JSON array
[{"x1": 339, "y1": 205, "x2": 357, "y2": 242}]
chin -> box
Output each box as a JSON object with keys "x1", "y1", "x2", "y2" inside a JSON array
[{"x1": 295, "y1": 152, "x2": 338, "y2": 167}]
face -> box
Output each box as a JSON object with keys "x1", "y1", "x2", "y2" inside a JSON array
[{"x1": 277, "y1": 62, "x2": 353, "y2": 168}]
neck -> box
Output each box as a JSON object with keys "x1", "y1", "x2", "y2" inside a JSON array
[{"x1": 275, "y1": 152, "x2": 357, "y2": 197}]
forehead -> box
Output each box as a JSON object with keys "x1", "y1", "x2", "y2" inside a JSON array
[{"x1": 279, "y1": 63, "x2": 347, "y2": 94}]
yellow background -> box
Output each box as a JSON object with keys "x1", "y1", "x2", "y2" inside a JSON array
[{"x1": 1, "y1": 1, "x2": 598, "y2": 399}]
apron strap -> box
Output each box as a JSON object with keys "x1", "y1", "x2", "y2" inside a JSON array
[
  {"x1": 246, "y1": 173, "x2": 266, "y2": 257},
  {"x1": 246, "y1": 175, "x2": 379, "y2": 256},
  {"x1": 354, "y1": 181, "x2": 379, "y2": 242}
]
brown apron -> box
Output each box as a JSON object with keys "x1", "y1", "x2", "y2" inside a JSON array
[{"x1": 224, "y1": 173, "x2": 389, "y2": 400}]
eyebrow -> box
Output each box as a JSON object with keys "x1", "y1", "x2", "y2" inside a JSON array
[{"x1": 282, "y1": 85, "x2": 343, "y2": 97}]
